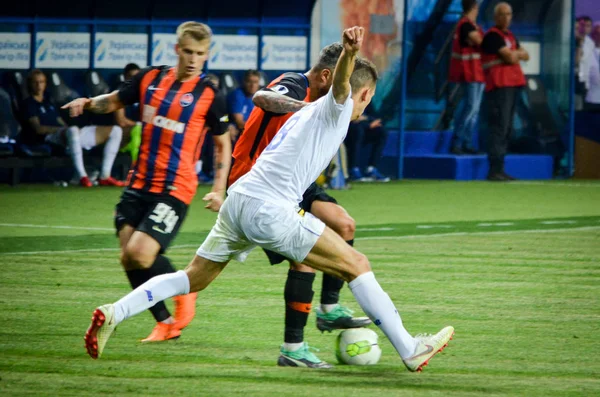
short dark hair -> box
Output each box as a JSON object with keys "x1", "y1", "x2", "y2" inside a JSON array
[
  {"x1": 462, "y1": 0, "x2": 478, "y2": 13},
  {"x1": 26, "y1": 69, "x2": 46, "y2": 94},
  {"x1": 577, "y1": 15, "x2": 592, "y2": 23},
  {"x1": 349, "y1": 57, "x2": 378, "y2": 92},
  {"x1": 313, "y1": 42, "x2": 344, "y2": 71},
  {"x1": 244, "y1": 69, "x2": 261, "y2": 81},
  {"x1": 123, "y1": 63, "x2": 140, "y2": 76}
]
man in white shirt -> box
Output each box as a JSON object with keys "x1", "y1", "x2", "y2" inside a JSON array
[
  {"x1": 577, "y1": 16, "x2": 595, "y2": 94},
  {"x1": 585, "y1": 24, "x2": 600, "y2": 111},
  {"x1": 84, "y1": 26, "x2": 454, "y2": 373}
]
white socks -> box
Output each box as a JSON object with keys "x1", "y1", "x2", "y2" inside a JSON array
[
  {"x1": 66, "y1": 126, "x2": 87, "y2": 178},
  {"x1": 283, "y1": 342, "x2": 304, "y2": 352},
  {"x1": 101, "y1": 126, "x2": 123, "y2": 178},
  {"x1": 113, "y1": 270, "x2": 190, "y2": 325},
  {"x1": 320, "y1": 303, "x2": 338, "y2": 313},
  {"x1": 348, "y1": 271, "x2": 417, "y2": 359}
]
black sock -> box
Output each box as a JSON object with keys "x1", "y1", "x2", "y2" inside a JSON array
[
  {"x1": 320, "y1": 240, "x2": 353, "y2": 305},
  {"x1": 284, "y1": 269, "x2": 315, "y2": 344},
  {"x1": 124, "y1": 255, "x2": 176, "y2": 323},
  {"x1": 147, "y1": 255, "x2": 177, "y2": 277}
]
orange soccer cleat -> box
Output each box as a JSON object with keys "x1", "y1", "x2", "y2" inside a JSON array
[
  {"x1": 172, "y1": 292, "x2": 198, "y2": 331},
  {"x1": 80, "y1": 176, "x2": 93, "y2": 187},
  {"x1": 98, "y1": 177, "x2": 126, "y2": 187},
  {"x1": 141, "y1": 322, "x2": 181, "y2": 343}
]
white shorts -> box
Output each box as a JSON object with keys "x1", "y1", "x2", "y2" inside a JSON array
[
  {"x1": 197, "y1": 192, "x2": 325, "y2": 263},
  {"x1": 45, "y1": 126, "x2": 97, "y2": 150}
]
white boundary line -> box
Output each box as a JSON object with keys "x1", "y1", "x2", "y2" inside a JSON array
[
  {"x1": 511, "y1": 181, "x2": 600, "y2": 188},
  {"x1": 0, "y1": 244, "x2": 200, "y2": 256},
  {"x1": 356, "y1": 226, "x2": 600, "y2": 241},
  {"x1": 1, "y1": 226, "x2": 598, "y2": 255},
  {"x1": 0, "y1": 223, "x2": 113, "y2": 231}
]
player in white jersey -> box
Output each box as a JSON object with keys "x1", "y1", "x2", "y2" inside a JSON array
[{"x1": 84, "y1": 26, "x2": 454, "y2": 373}]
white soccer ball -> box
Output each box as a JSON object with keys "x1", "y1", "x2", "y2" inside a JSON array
[{"x1": 335, "y1": 328, "x2": 382, "y2": 365}]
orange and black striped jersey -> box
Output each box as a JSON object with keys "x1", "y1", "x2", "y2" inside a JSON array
[
  {"x1": 228, "y1": 72, "x2": 310, "y2": 186},
  {"x1": 118, "y1": 66, "x2": 226, "y2": 205}
]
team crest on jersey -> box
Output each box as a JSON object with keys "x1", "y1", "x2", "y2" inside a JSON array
[
  {"x1": 180, "y1": 93, "x2": 194, "y2": 107},
  {"x1": 271, "y1": 85, "x2": 289, "y2": 95}
]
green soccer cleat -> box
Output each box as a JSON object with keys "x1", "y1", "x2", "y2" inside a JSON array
[
  {"x1": 403, "y1": 326, "x2": 454, "y2": 372},
  {"x1": 277, "y1": 343, "x2": 333, "y2": 369},
  {"x1": 316, "y1": 305, "x2": 372, "y2": 332},
  {"x1": 84, "y1": 304, "x2": 117, "y2": 359}
]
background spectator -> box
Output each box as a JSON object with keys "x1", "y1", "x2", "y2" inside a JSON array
[
  {"x1": 481, "y1": 2, "x2": 529, "y2": 181},
  {"x1": 227, "y1": 69, "x2": 260, "y2": 139},
  {"x1": 344, "y1": 103, "x2": 390, "y2": 182},
  {"x1": 448, "y1": 0, "x2": 485, "y2": 155},
  {"x1": 575, "y1": 19, "x2": 586, "y2": 111},
  {"x1": 21, "y1": 69, "x2": 125, "y2": 187},
  {"x1": 585, "y1": 24, "x2": 600, "y2": 112},
  {"x1": 577, "y1": 16, "x2": 595, "y2": 99}
]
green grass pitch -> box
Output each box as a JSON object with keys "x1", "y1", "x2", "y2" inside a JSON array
[{"x1": 0, "y1": 180, "x2": 599, "y2": 396}]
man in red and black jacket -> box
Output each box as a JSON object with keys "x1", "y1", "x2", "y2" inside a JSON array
[
  {"x1": 448, "y1": 0, "x2": 485, "y2": 155},
  {"x1": 481, "y1": 2, "x2": 529, "y2": 181}
]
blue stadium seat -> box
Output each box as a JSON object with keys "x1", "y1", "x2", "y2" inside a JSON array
[
  {"x1": 84, "y1": 70, "x2": 110, "y2": 98},
  {"x1": 3, "y1": 71, "x2": 28, "y2": 114},
  {"x1": 0, "y1": 87, "x2": 19, "y2": 157},
  {"x1": 219, "y1": 72, "x2": 239, "y2": 98},
  {"x1": 46, "y1": 71, "x2": 78, "y2": 107}
]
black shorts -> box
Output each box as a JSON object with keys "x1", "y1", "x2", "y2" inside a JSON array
[
  {"x1": 264, "y1": 182, "x2": 338, "y2": 265},
  {"x1": 115, "y1": 188, "x2": 188, "y2": 253}
]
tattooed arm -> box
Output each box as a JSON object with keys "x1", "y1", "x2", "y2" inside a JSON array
[
  {"x1": 203, "y1": 130, "x2": 232, "y2": 212},
  {"x1": 61, "y1": 91, "x2": 125, "y2": 117},
  {"x1": 252, "y1": 90, "x2": 308, "y2": 114}
]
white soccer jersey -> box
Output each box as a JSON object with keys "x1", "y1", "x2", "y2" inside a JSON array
[{"x1": 229, "y1": 88, "x2": 353, "y2": 208}]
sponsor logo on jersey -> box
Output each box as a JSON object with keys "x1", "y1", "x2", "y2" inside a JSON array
[
  {"x1": 142, "y1": 105, "x2": 186, "y2": 133},
  {"x1": 180, "y1": 92, "x2": 194, "y2": 107}
]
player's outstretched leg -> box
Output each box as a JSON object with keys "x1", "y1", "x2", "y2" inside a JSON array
[
  {"x1": 277, "y1": 264, "x2": 332, "y2": 369},
  {"x1": 303, "y1": 227, "x2": 454, "y2": 372},
  {"x1": 309, "y1": 200, "x2": 371, "y2": 332},
  {"x1": 84, "y1": 256, "x2": 228, "y2": 359}
]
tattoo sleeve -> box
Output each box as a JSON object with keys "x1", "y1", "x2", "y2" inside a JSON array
[
  {"x1": 253, "y1": 91, "x2": 307, "y2": 113},
  {"x1": 90, "y1": 96, "x2": 110, "y2": 113}
]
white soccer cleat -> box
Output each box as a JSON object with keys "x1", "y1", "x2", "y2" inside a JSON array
[
  {"x1": 84, "y1": 304, "x2": 117, "y2": 359},
  {"x1": 403, "y1": 326, "x2": 454, "y2": 372}
]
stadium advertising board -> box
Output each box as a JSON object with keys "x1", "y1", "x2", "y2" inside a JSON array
[
  {"x1": 151, "y1": 33, "x2": 178, "y2": 66},
  {"x1": 94, "y1": 33, "x2": 148, "y2": 68},
  {"x1": 261, "y1": 36, "x2": 307, "y2": 70},
  {"x1": 208, "y1": 35, "x2": 258, "y2": 70},
  {"x1": 0, "y1": 33, "x2": 31, "y2": 69},
  {"x1": 35, "y1": 32, "x2": 90, "y2": 68}
]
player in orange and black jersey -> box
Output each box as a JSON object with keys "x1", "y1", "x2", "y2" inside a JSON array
[
  {"x1": 63, "y1": 22, "x2": 231, "y2": 344},
  {"x1": 229, "y1": 43, "x2": 371, "y2": 368}
]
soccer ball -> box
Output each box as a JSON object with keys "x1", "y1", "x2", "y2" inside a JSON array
[{"x1": 335, "y1": 328, "x2": 382, "y2": 365}]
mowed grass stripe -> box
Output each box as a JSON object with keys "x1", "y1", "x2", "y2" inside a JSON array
[{"x1": 0, "y1": 230, "x2": 598, "y2": 396}]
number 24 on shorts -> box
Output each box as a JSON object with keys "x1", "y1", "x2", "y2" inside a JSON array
[{"x1": 149, "y1": 203, "x2": 179, "y2": 234}]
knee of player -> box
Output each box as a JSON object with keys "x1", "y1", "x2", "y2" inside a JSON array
[
  {"x1": 334, "y1": 215, "x2": 356, "y2": 240},
  {"x1": 347, "y1": 252, "x2": 371, "y2": 278},
  {"x1": 111, "y1": 125, "x2": 123, "y2": 139},
  {"x1": 66, "y1": 126, "x2": 79, "y2": 139},
  {"x1": 124, "y1": 244, "x2": 154, "y2": 269}
]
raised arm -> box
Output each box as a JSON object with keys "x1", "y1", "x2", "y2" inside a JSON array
[
  {"x1": 332, "y1": 26, "x2": 364, "y2": 104},
  {"x1": 252, "y1": 90, "x2": 308, "y2": 113},
  {"x1": 61, "y1": 91, "x2": 125, "y2": 118}
]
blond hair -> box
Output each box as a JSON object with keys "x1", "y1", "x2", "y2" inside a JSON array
[{"x1": 176, "y1": 21, "x2": 212, "y2": 44}]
